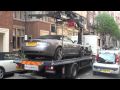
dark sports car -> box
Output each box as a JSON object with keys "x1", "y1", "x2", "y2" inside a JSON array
[{"x1": 22, "y1": 35, "x2": 83, "y2": 60}]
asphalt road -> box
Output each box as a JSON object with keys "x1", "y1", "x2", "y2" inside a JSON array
[{"x1": 5, "y1": 67, "x2": 120, "y2": 79}]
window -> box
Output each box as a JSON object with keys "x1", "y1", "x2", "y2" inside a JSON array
[
  {"x1": 13, "y1": 11, "x2": 25, "y2": 20},
  {"x1": 13, "y1": 11, "x2": 17, "y2": 18},
  {"x1": 51, "y1": 24, "x2": 56, "y2": 33},
  {"x1": 63, "y1": 37, "x2": 73, "y2": 43},
  {"x1": 12, "y1": 28, "x2": 25, "y2": 50}
]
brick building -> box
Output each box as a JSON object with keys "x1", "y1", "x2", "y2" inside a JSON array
[
  {"x1": 0, "y1": 11, "x2": 13, "y2": 52},
  {"x1": 0, "y1": 11, "x2": 84, "y2": 52}
]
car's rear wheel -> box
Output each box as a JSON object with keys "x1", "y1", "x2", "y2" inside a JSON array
[
  {"x1": 54, "y1": 47, "x2": 63, "y2": 60},
  {"x1": 93, "y1": 71, "x2": 97, "y2": 75},
  {"x1": 0, "y1": 68, "x2": 4, "y2": 79}
]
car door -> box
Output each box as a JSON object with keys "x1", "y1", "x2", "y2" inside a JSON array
[
  {"x1": 0, "y1": 60, "x2": 15, "y2": 72},
  {"x1": 63, "y1": 36, "x2": 72, "y2": 55},
  {"x1": 67, "y1": 37, "x2": 79, "y2": 55},
  {"x1": 8, "y1": 60, "x2": 17, "y2": 72},
  {"x1": 6, "y1": 54, "x2": 17, "y2": 72},
  {"x1": 1, "y1": 54, "x2": 16, "y2": 72}
]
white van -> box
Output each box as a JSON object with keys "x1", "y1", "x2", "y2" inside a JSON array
[
  {"x1": 70, "y1": 35, "x2": 101, "y2": 56},
  {"x1": 0, "y1": 53, "x2": 17, "y2": 79}
]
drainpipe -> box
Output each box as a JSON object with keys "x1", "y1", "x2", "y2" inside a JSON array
[{"x1": 25, "y1": 11, "x2": 27, "y2": 35}]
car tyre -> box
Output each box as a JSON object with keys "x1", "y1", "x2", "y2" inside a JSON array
[
  {"x1": 93, "y1": 71, "x2": 97, "y2": 75},
  {"x1": 9, "y1": 73, "x2": 15, "y2": 76},
  {"x1": 71, "y1": 65, "x2": 78, "y2": 79},
  {"x1": 79, "y1": 47, "x2": 84, "y2": 57},
  {"x1": 116, "y1": 70, "x2": 120, "y2": 78},
  {"x1": 0, "y1": 68, "x2": 5, "y2": 79},
  {"x1": 54, "y1": 47, "x2": 63, "y2": 60}
]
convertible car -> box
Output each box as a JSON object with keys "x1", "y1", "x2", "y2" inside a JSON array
[{"x1": 22, "y1": 35, "x2": 83, "y2": 60}]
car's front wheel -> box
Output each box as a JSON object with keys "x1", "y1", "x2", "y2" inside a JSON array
[
  {"x1": 54, "y1": 47, "x2": 63, "y2": 60},
  {"x1": 79, "y1": 47, "x2": 85, "y2": 57},
  {"x1": 0, "y1": 68, "x2": 4, "y2": 79}
]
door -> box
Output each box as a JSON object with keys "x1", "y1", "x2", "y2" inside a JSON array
[
  {"x1": 0, "y1": 33, "x2": 3, "y2": 52},
  {"x1": 0, "y1": 53, "x2": 16, "y2": 72},
  {"x1": 67, "y1": 37, "x2": 79, "y2": 55},
  {"x1": 8, "y1": 60, "x2": 16, "y2": 72},
  {"x1": 0, "y1": 60, "x2": 16, "y2": 72},
  {"x1": 63, "y1": 36, "x2": 76, "y2": 55}
]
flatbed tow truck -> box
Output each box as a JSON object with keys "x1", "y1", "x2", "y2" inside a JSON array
[
  {"x1": 14, "y1": 11, "x2": 93, "y2": 79},
  {"x1": 14, "y1": 55, "x2": 93, "y2": 79}
]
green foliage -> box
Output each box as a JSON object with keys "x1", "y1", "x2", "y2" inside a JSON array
[{"x1": 95, "y1": 12, "x2": 120, "y2": 40}]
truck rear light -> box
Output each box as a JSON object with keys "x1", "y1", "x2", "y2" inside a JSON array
[
  {"x1": 16, "y1": 63, "x2": 21, "y2": 67},
  {"x1": 95, "y1": 54, "x2": 99, "y2": 61},
  {"x1": 45, "y1": 66, "x2": 54, "y2": 70},
  {"x1": 115, "y1": 55, "x2": 119, "y2": 64}
]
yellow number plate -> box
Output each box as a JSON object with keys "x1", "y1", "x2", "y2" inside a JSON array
[
  {"x1": 100, "y1": 69, "x2": 111, "y2": 73},
  {"x1": 26, "y1": 42, "x2": 37, "y2": 46}
]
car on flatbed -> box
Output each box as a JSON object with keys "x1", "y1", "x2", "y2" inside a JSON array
[{"x1": 22, "y1": 35, "x2": 83, "y2": 60}]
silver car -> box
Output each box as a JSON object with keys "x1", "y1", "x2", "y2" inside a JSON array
[
  {"x1": 93, "y1": 50, "x2": 120, "y2": 76},
  {"x1": 22, "y1": 35, "x2": 83, "y2": 60}
]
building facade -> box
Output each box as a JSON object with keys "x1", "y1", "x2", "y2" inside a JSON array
[
  {"x1": 0, "y1": 11, "x2": 85, "y2": 52},
  {"x1": 0, "y1": 11, "x2": 13, "y2": 52}
]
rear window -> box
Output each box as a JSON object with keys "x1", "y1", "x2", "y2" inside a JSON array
[
  {"x1": 37, "y1": 35, "x2": 62, "y2": 40},
  {"x1": 98, "y1": 53, "x2": 116, "y2": 63}
]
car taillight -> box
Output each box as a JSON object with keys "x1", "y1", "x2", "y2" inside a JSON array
[
  {"x1": 115, "y1": 55, "x2": 119, "y2": 64},
  {"x1": 96, "y1": 54, "x2": 99, "y2": 61},
  {"x1": 45, "y1": 66, "x2": 54, "y2": 70}
]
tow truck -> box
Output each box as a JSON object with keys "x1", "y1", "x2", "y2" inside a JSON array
[
  {"x1": 14, "y1": 55, "x2": 93, "y2": 79},
  {"x1": 14, "y1": 11, "x2": 93, "y2": 79}
]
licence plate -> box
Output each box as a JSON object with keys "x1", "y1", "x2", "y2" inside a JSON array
[
  {"x1": 24, "y1": 65, "x2": 39, "y2": 71},
  {"x1": 26, "y1": 42, "x2": 37, "y2": 46},
  {"x1": 16, "y1": 67, "x2": 24, "y2": 71},
  {"x1": 100, "y1": 69, "x2": 112, "y2": 73}
]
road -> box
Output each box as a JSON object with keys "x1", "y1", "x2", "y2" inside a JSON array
[
  {"x1": 76, "y1": 67, "x2": 120, "y2": 79},
  {"x1": 5, "y1": 67, "x2": 120, "y2": 79}
]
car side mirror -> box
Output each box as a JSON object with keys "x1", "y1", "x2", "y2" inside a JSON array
[{"x1": 73, "y1": 40, "x2": 77, "y2": 44}]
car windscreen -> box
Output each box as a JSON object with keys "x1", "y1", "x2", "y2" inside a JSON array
[
  {"x1": 97, "y1": 53, "x2": 116, "y2": 64},
  {"x1": 37, "y1": 35, "x2": 61, "y2": 40}
]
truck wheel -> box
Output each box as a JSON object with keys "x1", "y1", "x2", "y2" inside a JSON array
[
  {"x1": 71, "y1": 65, "x2": 78, "y2": 79},
  {"x1": 65, "y1": 64, "x2": 78, "y2": 79},
  {"x1": 55, "y1": 66, "x2": 63, "y2": 78},
  {"x1": 93, "y1": 71, "x2": 97, "y2": 75},
  {"x1": 0, "y1": 68, "x2": 4, "y2": 79},
  {"x1": 54, "y1": 47, "x2": 63, "y2": 60}
]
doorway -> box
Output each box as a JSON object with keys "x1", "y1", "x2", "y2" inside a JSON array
[
  {"x1": 0, "y1": 33, "x2": 3, "y2": 52},
  {"x1": 0, "y1": 28, "x2": 9, "y2": 52}
]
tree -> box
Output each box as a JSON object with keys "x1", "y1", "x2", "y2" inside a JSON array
[{"x1": 94, "y1": 12, "x2": 120, "y2": 46}]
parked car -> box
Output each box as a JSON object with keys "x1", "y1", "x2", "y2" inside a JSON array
[
  {"x1": 0, "y1": 52, "x2": 17, "y2": 79},
  {"x1": 93, "y1": 49, "x2": 120, "y2": 76},
  {"x1": 22, "y1": 35, "x2": 83, "y2": 60}
]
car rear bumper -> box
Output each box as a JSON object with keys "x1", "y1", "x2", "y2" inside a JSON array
[
  {"x1": 22, "y1": 46, "x2": 54, "y2": 57},
  {"x1": 93, "y1": 62, "x2": 120, "y2": 74}
]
